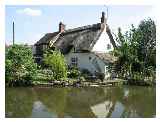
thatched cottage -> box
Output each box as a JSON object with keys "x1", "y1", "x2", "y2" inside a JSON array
[{"x1": 33, "y1": 12, "x2": 117, "y2": 79}]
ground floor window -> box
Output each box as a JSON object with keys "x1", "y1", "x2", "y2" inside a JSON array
[
  {"x1": 105, "y1": 65, "x2": 109, "y2": 74},
  {"x1": 71, "y1": 57, "x2": 78, "y2": 67}
]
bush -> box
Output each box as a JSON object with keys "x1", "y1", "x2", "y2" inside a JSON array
[
  {"x1": 5, "y1": 45, "x2": 37, "y2": 86},
  {"x1": 43, "y1": 49, "x2": 67, "y2": 80},
  {"x1": 67, "y1": 67, "x2": 80, "y2": 78},
  {"x1": 81, "y1": 69, "x2": 92, "y2": 78},
  {"x1": 79, "y1": 76, "x2": 86, "y2": 82},
  {"x1": 95, "y1": 72, "x2": 105, "y2": 81}
]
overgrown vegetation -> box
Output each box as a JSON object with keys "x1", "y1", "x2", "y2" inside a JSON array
[
  {"x1": 113, "y1": 18, "x2": 156, "y2": 85},
  {"x1": 67, "y1": 67, "x2": 81, "y2": 78},
  {"x1": 43, "y1": 49, "x2": 67, "y2": 80},
  {"x1": 5, "y1": 45, "x2": 37, "y2": 86}
]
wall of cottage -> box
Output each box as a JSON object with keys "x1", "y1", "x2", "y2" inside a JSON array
[
  {"x1": 65, "y1": 52, "x2": 111, "y2": 78},
  {"x1": 92, "y1": 25, "x2": 113, "y2": 53}
]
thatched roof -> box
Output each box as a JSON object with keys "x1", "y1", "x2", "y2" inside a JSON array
[
  {"x1": 35, "y1": 23, "x2": 116, "y2": 54},
  {"x1": 93, "y1": 52, "x2": 117, "y2": 63}
]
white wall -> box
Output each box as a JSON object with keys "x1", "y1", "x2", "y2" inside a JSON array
[
  {"x1": 65, "y1": 52, "x2": 110, "y2": 76},
  {"x1": 92, "y1": 25, "x2": 113, "y2": 53},
  {"x1": 32, "y1": 45, "x2": 36, "y2": 55}
]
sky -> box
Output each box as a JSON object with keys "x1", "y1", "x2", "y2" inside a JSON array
[{"x1": 5, "y1": 5, "x2": 155, "y2": 45}]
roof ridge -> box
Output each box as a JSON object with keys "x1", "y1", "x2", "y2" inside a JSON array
[
  {"x1": 62, "y1": 23, "x2": 101, "y2": 34},
  {"x1": 42, "y1": 23, "x2": 101, "y2": 37}
]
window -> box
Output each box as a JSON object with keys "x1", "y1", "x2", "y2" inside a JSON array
[
  {"x1": 105, "y1": 66, "x2": 109, "y2": 74},
  {"x1": 71, "y1": 57, "x2": 78, "y2": 67},
  {"x1": 43, "y1": 45, "x2": 48, "y2": 50},
  {"x1": 107, "y1": 44, "x2": 111, "y2": 50}
]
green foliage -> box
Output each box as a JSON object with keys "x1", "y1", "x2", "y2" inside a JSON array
[
  {"x1": 67, "y1": 67, "x2": 80, "y2": 78},
  {"x1": 113, "y1": 18, "x2": 156, "y2": 83},
  {"x1": 136, "y1": 19, "x2": 156, "y2": 70},
  {"x1": 79, "y1": 76, "x2": 86, "y2": 82},
  {"x1": 32, "y1": 69, "x2": 54, "y2": 82},
  {"x1": 5, "y1": 45, "x2": 37, "y2": 86},
  {"x1": 43, "y1": 49, "x2": 67, "y2": 80}
]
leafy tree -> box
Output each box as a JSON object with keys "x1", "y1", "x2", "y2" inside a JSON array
[
  {"x1": 5, "y1": 45, "x2": 37, "y2": 86},
  {"x1": 136, "y1": 18, "x2": 156, "y2": 75},
  {"x1": 114, "y1": 26, "x2": 138, "y2": 78},
  {"x1": 43, "y1": 49, "x2": 67, "y2": 80},
  {"x1": 113, "y1": 18, "x2": 156, "y2": 83}
]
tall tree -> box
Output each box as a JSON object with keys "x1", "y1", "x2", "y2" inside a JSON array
[
  {"x1": 136, "y1": 18, "x2": 156, "y2": 71},
  {"x1": 113, "y1": 18, "x2": 156, "y2": 82}
]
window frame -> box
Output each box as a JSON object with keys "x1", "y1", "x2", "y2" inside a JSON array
[
  {"x1": 107, "y1": 44, "x2": 111, "y2": 50},
  {"x1": 71, "y1": 57, "x2": 78, "y2": 67}
]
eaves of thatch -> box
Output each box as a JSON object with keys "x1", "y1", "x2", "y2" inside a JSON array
[{"x1": 93, "y1": 52, "x2": 118, "y2": 64}]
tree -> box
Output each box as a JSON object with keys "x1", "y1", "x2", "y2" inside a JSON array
[
  {"x1": 113, "y1": 18, "x2": 156, "y2": 83},
  {"x1": 43, "y1": 49, "x2": 67, "y2": 80},
  {"x1": 5, "y1": 45, "x2": 37, "y2": 86},
  {"x1": 114, "y1": 26, "x2": 138, "y2": 78},
  {"x1": 136, "y1": 18, "x2": 156, "y2": 76}
]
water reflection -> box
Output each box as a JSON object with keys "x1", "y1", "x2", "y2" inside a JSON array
[
  {"x1": 31, "y1": 101, "x2": 57, "y2": 118},
  {"x1": 5, "y1": 86, "x2": 156, "y2": 118}
]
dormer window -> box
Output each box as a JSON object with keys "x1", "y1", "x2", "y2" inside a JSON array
[{"x1": 107, "y1": 44, "x2": 111, "y2": 50}]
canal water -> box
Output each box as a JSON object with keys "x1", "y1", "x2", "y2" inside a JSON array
[{"x1": 5, "y1": 86, "x2": 156, "y2": 118}]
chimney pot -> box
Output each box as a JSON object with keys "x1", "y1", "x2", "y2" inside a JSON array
[
  {"x1": 59, "y1": 22, "x2": 65, "y2": 33},
  {"x1": 100, "y1": 12, "x2": 106, "y2": 31},
  {"x1": 101, "y1": 11, "x2": 106, "y2": 24}
]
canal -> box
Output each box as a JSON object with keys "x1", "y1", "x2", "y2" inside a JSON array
[{"x1": 5, "y1": 86, "x2": 156, "y2": 118}]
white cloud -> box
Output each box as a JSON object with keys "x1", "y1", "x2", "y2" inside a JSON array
[{"x1": 16, "y1": 8, "x2": 42, "y2": 16}]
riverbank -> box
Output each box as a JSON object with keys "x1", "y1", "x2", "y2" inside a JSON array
[
  {"x1": 32, "y1": 78, "x2": 124, "y2": 87},
  {"x1": 6, "y1": 77, "x2": 155, "y2": 87},
  {"x1": 31, "y1": 78, "x2": 155, "y2": 87}
]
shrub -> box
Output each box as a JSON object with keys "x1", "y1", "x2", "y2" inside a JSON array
[
  {"x1": 81, "y1": 69, "x2": 92, "y2": 78},
  {"x1": 5, "y1": 45, "x2": 37, "y2": 86},
  {"x1": 43, "y1": 49, "x2": 67, "y2": 80},
  {"x1": 67, "y1": 67, "x2": 80, "y2": 78}
]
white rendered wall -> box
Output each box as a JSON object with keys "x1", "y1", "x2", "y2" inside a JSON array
[
  {"x1": 32, "y1": 45, "x2": 36, "y2": 55},
  {"x1": 92, "y1": 26, "x2": 113, "y2": 53},
  {"x1": 65, "y1": 52, "x2": 110, "y2": 76}
]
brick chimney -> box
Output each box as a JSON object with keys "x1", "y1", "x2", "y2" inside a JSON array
[
  {"x1": 59, "y1": 22, "x2": 65, "y2": 33},
  {"x1": 100, "y1": 12, "x2": 107, "y2": 31}
]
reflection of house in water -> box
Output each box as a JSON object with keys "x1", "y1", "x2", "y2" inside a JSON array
[
  {"x1": 91, "y1": 101, "x2": 113, "y2": 117},
  {"x1": 32, "y1": 87, "x2": 128, "y2": 118},
  {"x1": 31, "y1": 101, "x2": 57, "y2": 118},
  {"x1": 110, "y1": 102, "x2": 124, "y2": 118},
  {"x1": 64, "y1": 87, "x2": 117, "y2": 118},
  {"x1": 6, "y1": 87, "x2": 155, "y2": 118}
]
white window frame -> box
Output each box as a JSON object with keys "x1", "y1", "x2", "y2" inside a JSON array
[{"x1": 71, "y1": 57, "x2": 78, "y2": 67}]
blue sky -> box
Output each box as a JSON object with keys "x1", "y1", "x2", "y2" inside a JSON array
[{"x1": 5, "y1": 5, "x2": 154, "y2": 45}]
